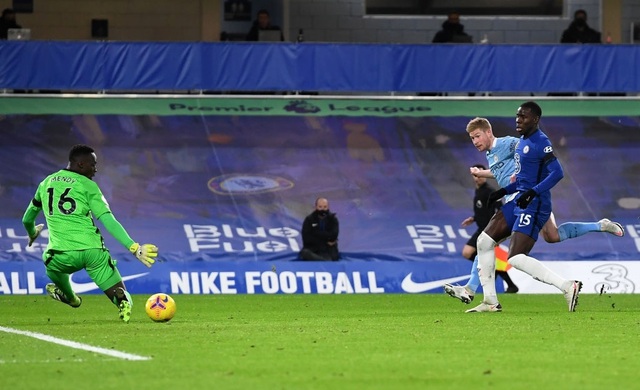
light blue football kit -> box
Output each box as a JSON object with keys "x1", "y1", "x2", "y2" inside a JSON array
[
  {"x1": 466, "y1": 136, "x2": 518, "y2": 292},
  {"x1": 486, "y1": 136, "x2": 518, "y2": 189}
]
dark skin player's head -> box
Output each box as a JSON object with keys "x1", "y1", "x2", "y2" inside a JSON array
[
  {"x1": 67, "y1": 144, "x2": 97, "y2": 179},
  {"x1": 515, "y1": 101, "x2": 542, "y2": 138}
]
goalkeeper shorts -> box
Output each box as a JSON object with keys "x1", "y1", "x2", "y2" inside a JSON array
[{"x1": 44, "y1": 248, "x2": 123, "y2": 292}]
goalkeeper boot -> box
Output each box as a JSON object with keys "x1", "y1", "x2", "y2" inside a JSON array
[
  {"x1": 444, "y1": 283, "x2": 474, "y2": 304},
  {"x1": 563, "y1": 280, "x2": 583, "y2": 312},
  {"x1": 46, "y1": 283, "x2": 82, "y2": 308},
  {"x1": 114, "y1": 287, "x2": 132, "y2": 323},
  {"x1": 465, "y1": 301, "x2": 502, "y2": 313},
  {"x1": 599, "y1": 219, "x2": 625, "y2": 237}
]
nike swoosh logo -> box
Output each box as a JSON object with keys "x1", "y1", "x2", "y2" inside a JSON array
[
  {"x1": 70, "y1": 272, "x2": 149, "y2": 293},
  {"x1": 401, "y1": 273, "x2": 469, "y2": 293}
]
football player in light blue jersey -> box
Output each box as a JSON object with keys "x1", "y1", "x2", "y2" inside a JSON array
[
  {"x1": 445, "y1": 116, "x2": 624, "y2": 308},
  {"x1": 485, "y1": 134, "x2": 519, "y2": 190}
]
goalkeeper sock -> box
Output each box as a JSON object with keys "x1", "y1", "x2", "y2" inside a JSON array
[
  {"x1": 111, "y1": 288, "x2": 133, "y2": 307},
  {"x1": 557, "y1": 222, "x2": 600, "y2": 241},
  {"x1": 465, "y1": 255, "x2": 480, "y2": 293},
  {"x1": 123, "y1": 289, "x2": 133, "y2": 308}
]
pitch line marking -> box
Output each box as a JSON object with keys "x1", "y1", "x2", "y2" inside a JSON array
[
  {"x1": 0, "y1": 325, "x2": 151, "y2": 361},
  {"x1": 0, "y1": 358, "x2": 90, "y2": 364}
]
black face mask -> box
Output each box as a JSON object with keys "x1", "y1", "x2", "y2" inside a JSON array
[
  {"x1": 317, "y1": 210, "x2": 329, "y2": 217},
  {"x1": 575, "y1": 18, "x2": 587, "y2": 28}
]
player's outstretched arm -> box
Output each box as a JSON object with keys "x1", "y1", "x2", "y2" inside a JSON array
[
  {"x1": 470, "y1": 167, "x2": 494, "y2": 179},
  {"x1": 22, "y1": 199, "x2": 44, "y2": 247},
  {"x1": 98, "y1": 212, "x2": 158, "y2": 268}
]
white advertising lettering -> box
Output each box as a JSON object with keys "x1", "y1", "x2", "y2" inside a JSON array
[
  {"x1": 171, "y1": 271, "x2": 384, "y2": 294},
  {"x1": 170, "y1": 272, "x2": 237, "y2": 294},
  {"x1": 184, "y1": 224, "x2": 300, "y2": 254},
  {"x1": 0, "y1": 272, "x2": 44, "y2": 294},
  {"x1": 406, "y1": 224, "x2": 468, "y2": 254}
]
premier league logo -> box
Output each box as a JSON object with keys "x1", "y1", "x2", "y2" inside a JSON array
[{"x1": 284, "y1": 100, "x2": 321, "y2": 114}]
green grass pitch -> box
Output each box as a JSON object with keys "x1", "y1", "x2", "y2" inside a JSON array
[{"x1": 1, "y1": 293, "x2": 639, "y2": 390}]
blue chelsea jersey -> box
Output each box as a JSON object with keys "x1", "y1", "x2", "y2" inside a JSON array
[
  {"x1": 486, "y1": 136, "x2": 519, "y2": 189},
  {"x1": 514, "y1": 129, "x2": 554, "y2": 200}
]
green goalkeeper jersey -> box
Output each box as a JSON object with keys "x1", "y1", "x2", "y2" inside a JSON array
[{"x1": 32, "y1": 169, "x2": 111, "y2": 251}]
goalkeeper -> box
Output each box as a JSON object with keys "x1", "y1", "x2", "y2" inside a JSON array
[{"x1": 22, "y1": 144, "x2": 158, "y2": 323}]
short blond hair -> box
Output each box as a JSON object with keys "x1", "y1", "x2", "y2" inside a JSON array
[{"x1": 466, "y1": 117, "x2": 492, "y2": 134}]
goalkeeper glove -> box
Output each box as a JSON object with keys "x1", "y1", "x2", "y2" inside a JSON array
[
  {"x1": 516, "y1": 189, "x2": 537, "y2": 209},
  {"x1": 129, "y1": 243, "x2": 158, "y2": 268},
  {"x1": 28, "y1": 224, "x2": 44, "y2": 247},
  {"x1": 487, "y1": 188, "x2": 507, "y2": 207}
]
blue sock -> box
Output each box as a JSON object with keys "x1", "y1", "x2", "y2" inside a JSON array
[
  {"x1": 557, "y1": 222, "x2": 600, "y2": 241},
  {"x1": 465, "y1": 255, "x2": 480, "y2": 293}
]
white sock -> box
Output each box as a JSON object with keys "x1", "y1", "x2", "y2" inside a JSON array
[
  {"x1": 509, "y1": 253, "x2": 568, "y2": 292},
  {"x1": 476, "y1": 232, "x2": 498, "y2": 304}
]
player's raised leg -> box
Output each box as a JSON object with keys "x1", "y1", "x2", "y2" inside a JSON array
[
  {"x1": 45, "y1": 281, "x2": 82, "y2": 308},
  {"x1": 44, "y1": 252, "x2": 82, "y2": 308},
  {"x1": 508, "y1": 231, "x2": 583, "y2": 312},
  {"x1": 87, "y1": 249, "x2": 134, "y2": 322},
  {"x1": 543, "y1": 213, "x2": 625, "y2": 243},
  {"x1": 557, "y1": 219, "x2": 625, "y2": 240}
]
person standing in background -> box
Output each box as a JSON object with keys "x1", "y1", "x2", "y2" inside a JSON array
[
  {"x1": 561, "y1": 9, "x2": 601, "y2": 43},
  {"x1": 0, "y1": 8, "x2": 21, "y2": 39},
  {"x1": 432, "y1": 12, "x2": 472, "y2": 43},
  {"x1": 246, "y1": 9, "x2": 284, "y2": 41}
]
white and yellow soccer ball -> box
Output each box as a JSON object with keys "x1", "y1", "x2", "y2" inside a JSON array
[{"x1": 145, "y1": 293, "x2": 176, "y2": 322}]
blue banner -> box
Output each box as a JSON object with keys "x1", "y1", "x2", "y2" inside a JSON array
[
  {"x1": 1, "y1": 41, "x2": 639, "y2": 92},
  {"x1": 1, "y1": 98, "x2": 639, "y2": 294},
  {"x1": 4, "y1": 259, "x2": 640, "y2": 295},
  {"x1": 0, "y1": 259, "x2": 475, "y2": 295}
]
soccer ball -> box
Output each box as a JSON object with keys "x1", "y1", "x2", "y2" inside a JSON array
[{"x1": 145, "y1": 293, "x2": 176, "y2": 322}]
